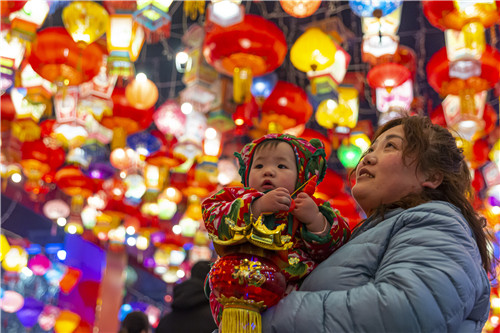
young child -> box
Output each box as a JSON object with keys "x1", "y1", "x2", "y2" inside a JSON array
[{"x1": 202, "y1": 133, "x2": 351, "y2": 323}]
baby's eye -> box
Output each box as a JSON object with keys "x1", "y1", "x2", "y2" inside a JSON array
[
  {"x1": 278, "y1": 164, "x2": 288, "y2": 169},
  {"x1": 254, "y1": 164, "x2": 263, "y2": 169}
]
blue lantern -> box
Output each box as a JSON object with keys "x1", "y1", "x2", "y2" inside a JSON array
[
  {"x1": 127, "y1": 131, "x2": 162, "y2": 157},
  {"x1": 251, "y1": 72, "x2": 278, "y2": 100},
  {"x1": 16, "y1": 297, "x2": 44, "y2": 328},
  {"x1": 349, "y1": 0, "x2": 402, "y2": 18}
]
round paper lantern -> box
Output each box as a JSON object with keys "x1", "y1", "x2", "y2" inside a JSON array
[
  {"x1": 2, "y1": 245, "x2": 28, "y2": 272},
  {"x1": 209, "y1": 252, "x2": 286, "y2": 330},
  {"x1": 28, "y1": 254, "x2": 51, "y2": 275},
  {"x1": 337, "y1": 143, "x2": 363, "y2": 170},
  {"x1": 62, "y1": 1, "x2": 109, "y2": 46},
  {"x1": 43, "y1": 199, "x2": 71, "y2": 220},
  {"x1": 367, "y1": 63, "x2": 411, "y2": 91},
  {"x1": 126, "y1": 131, "x2": 162, "y2": 157},
  {"x1": 38, "y1": 305, "x2": 60, "y2": 331},
  {"x1": 17, "y1": 297, "x2": 44, "y2": 328},
  {"x1": 0, "y1": 290, "x2": 24, "y2": 313},
  {"x1": 299, "y1": 128, "x2": 332, "y2": 159},
  {"x1": 203, "y1": 14, "x2": 287, "y2": 104},
  {"x1": 290, "y1": 27, "x2": 337, "y2": 73},
  {"x1": 260, "y1": 81, "x2": 313, "y2": 133},
  {"x1": 21, "y1": 139, "x2": 66, "y2": 171},
  {"x1": 28, "y1": 27, "x2": 105, "y2": 86},
  {"x1": 350, "y1": 0, "x2": 402, "y2": 18},
  {"x1": 55, "y1": 166, "x2": 97, "y2": 199},
  {"x1": 316, "y1": 169, "x2": 344, "y2": 199},
  {"x1": 55, "y1": 310, "x2": 81, "y2": 333},
  {"x1": 280, "y1": 0, "x2": 321, "y2": 18},
  {"x1": 102, "y1": 87, "x2": 155, "y2": 135},
  {"x1": 153, "y1": 100, "x2": 186, "y2": 138},
  {"x1": 125, "y1": 75, "x2": 159, "y2": 110}
]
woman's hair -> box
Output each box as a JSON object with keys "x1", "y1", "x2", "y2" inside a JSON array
[
  {"x1": 119, "y1": 311, "x2": 149, "y2": 333},
  {"x1": 352, "y1": 115, "x2": 492, "y2": 274}
]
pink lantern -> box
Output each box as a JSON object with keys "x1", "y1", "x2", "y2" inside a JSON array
[
  {"x1": 43, "y1": 199, "x2": 71, "y2": 220},
  {"x1": 0, "y1": 290, "x2": 24, "y2": 313},
  {"x1": 28, "y1": 254, "x2": 51, "y2": 275},
  {"x1": 153, "y1": 100, "x2": 186, "y2": 138},
  {"x1": 38, "y1": 305, "x2": 61, "y2": 331}
]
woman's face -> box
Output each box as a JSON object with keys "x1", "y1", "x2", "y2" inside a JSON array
[{"x1": 351, "y1": 125, "x2": 427, "y2": 216}]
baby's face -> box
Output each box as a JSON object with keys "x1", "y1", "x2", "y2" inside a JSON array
[{"x1": 248, "y1": 141, "x2": 297, "y2": 193}]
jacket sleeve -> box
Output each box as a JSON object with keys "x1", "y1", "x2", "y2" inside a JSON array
[
  {"x1": 262, "y1": 209, "x2": 490, "y2": 332},
  {"x1": 201, "y1": 187, "x2": 263, "y2": 241},
  {"x1": 300, "y1": 200, "x2": 351, "y2": 263}
]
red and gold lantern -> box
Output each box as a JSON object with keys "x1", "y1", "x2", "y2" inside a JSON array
[{"x1": 203, "y1": 14, "x2": 287, "y2": 104}]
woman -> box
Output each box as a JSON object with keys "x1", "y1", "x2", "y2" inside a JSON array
[{"x1": 262, "y1": 116, "x2": 492, "y2": 332}]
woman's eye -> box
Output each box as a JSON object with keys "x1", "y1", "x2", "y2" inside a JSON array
[
  {"x1": 386, "y1": 142, "x2": 396, "y2": 148},
  {"x1": 366, "y1": 147, "x2": 374, "y2": 153}
]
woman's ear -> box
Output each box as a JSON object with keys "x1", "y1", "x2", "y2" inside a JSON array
[{"x1": 422, "y1": 172, "x2": 443, "y2": 189}]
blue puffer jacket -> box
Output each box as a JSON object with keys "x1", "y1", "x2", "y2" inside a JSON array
[{"x1": 262, "y1": 201, "x2": 491, "y2": 332}]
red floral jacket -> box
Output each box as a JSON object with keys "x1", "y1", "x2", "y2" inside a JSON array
[{"x1": 202, "y1": 186, "x2": 351, "y2": 291}]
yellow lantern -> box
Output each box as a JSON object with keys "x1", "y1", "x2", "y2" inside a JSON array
[
  {"x1": 315, "y1": 87, "x2": 359, "y2": 130},
  {"x1": 54, "y1": 310, "x2": 81, "y2": 333},
  {"x1": 2, "y1": 245, "x2": 28, "y2": 272},
  {"x1": 0, "y1": 234, "x2": 10, "y2": 262},
  {"x1": 290, "y1": 27, "x2": 337, "y2": 73},
  {"x1": 107, "y1": 14, "x2": 145, "y2": 77},
  {"x1": 62, "y1": 1, "x2": 109, "y2": 46}
]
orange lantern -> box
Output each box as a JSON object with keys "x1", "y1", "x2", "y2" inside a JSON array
[
  {"x1": 54, "y1": 310, "x2": 81, "y2": 333},
  {"x1": 422, "y1": 1, "x2": 500, "y2": 31},
  {"x1": 59, "y1": 267, "x2": 82, "y2": 294},
  {"x1": 279, "y1": 0, "x2": 321, "y2": 18},
  {"x1": 28, "y1": 27, "x2": 105, "y2": 86},
  {"x1": 203, "y1": 14, "x2": 287, "y2": 104},
  {"x1": 260, "y1": 81, "x2": 313, "y2": 134},
  {"x1": 125, "y1": 73, "x2": 159, "y2": 110}
]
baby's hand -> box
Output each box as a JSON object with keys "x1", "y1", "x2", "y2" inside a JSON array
[
  {"x1": 291, "y1": 193, "x2": 325, "y2": 233},
  {"x1": 251, "y1": 187, "x2": 292, "y2": 216}
]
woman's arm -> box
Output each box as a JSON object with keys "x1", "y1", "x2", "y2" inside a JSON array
[{"x1": 263, "y1": 208, "x2": 490, "y2": 332}]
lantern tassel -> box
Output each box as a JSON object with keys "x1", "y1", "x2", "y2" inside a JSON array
[{"x1": 220, "y1": 305, "x2": 262, "y2": 333}]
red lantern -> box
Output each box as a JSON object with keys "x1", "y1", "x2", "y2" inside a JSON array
[
  {"x1": 21, "y1": 139, "x2": 65, "y2": 172},
  {"x1": 101, "y1": 87, "x2": 154, "y2": 135},
  {"x1": 426, "y1": 45, "x2": 500, "y2": 96},
  {"x1": 28, "y1": 27, "x2": 105, "y2": 86},
  {"x1": 209, "y1": 252, "x2": 286, "y2": 332},
  {"x1": 367, "y1": 63, "x2": 411, "y2": 92},
  {"x1": 430, "y1": 104, "x2": 448, "y2": 128},
  {"x1": 279, "y1": 0, "x2": 322, "y2": 18},
  {"x1": 472, "y1": 138, "x2": 490, "y2": 166},
  {"x1": 316, "y1": 169, "x2": 344, "y2": 200},
  {"x1": 260, "y1": 81, "x2": 313, "y2": 133},
  {"x1": 203, "y1": 14, "x2": 287, "y2": 104}
]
